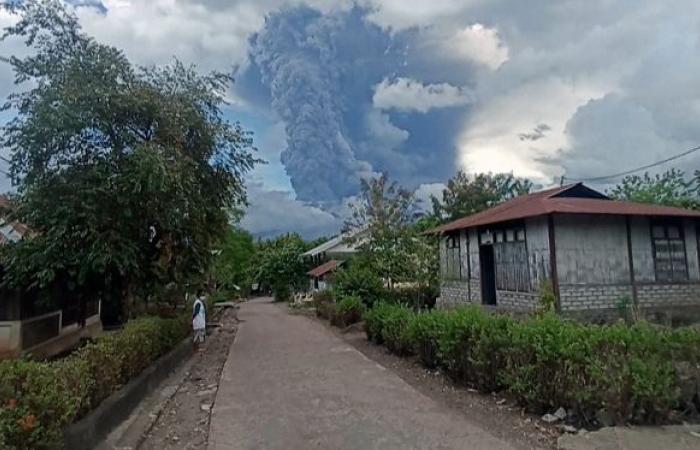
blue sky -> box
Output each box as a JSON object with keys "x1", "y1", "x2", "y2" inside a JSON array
[{"x1": 2, "y1": 1, "x2": 700, "y2": 238}]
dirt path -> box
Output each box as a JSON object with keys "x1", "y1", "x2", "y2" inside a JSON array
[
  {"x1": 208, "y1": 297, "x2": 521, "y2": 450},
  {"x1": 99, "y1": 306, "x2": 238, "y2": 450}
]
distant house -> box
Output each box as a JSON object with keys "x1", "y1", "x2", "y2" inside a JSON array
[
  {"x1": 302, "y1": 230, "x2": 364, "y2": 292},
  {"x1": 429, "y1": 183, "x2": 700, "y2": 322},
  {"x1": 0, "y1": 199, "x2": 102, "y2": 359}
]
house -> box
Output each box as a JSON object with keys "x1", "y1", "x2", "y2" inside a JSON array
[
  {"x1": 302, "y1": 230, "x2": 364, "y2": 292},
  {"x1": 429, "y1": 183, "x2": 700, "y2": 322},
  {"x1": 0, "y1": 200, "x2": 102, "y2": 359},
  {"x1": 307, "y1": 259, "x2": 344, "y2": 291}
]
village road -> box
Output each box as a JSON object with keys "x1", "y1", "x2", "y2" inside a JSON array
[{"x1": 208, "y1": 297, "x2": 516, "y2": 450}]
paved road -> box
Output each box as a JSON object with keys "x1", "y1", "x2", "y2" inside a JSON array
[{"x1": 208, "y1": 298, "x2": 516, "y2": 450}]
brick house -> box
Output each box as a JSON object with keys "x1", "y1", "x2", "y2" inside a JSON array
[{"x1": 429, "y1": 183, "x2": 700, "y2": 321}]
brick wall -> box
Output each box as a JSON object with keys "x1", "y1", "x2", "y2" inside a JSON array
[
  {"x1": 438, "y1": 279, "x2": 484, "y2": 308},
  {"x1": 559, "y1": 284, "x2": 633, "y2": 311},
  {"x1": 496, "y1": 290, "x2": 538, "y2": 311},
  {"x1": 637, "y1": 283, "x2": 700, "y2": 308}
]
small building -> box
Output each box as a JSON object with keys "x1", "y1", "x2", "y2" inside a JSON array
[
  {"x1": 0, "y1": 200, "x2": 102, "y2": 359},
  {"x1": 429, "y1": 183, "x2": 700, "y2": 322},
  {"x1": 307, "y1": 259, "x2": 344, "y2": 292},
  {"x1": 302, "y1": 230, "x2": 365, "y2": 292}
]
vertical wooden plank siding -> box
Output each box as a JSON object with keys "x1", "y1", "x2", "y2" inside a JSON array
[
  {"x1": 547, "y1": 214, "x2": 561, "y2": 312},
  {"x1": 625, "y1": 216, "x2": 639, "y2": 307}
]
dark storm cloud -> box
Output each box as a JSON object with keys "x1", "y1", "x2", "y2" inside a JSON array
[{"x1": 242, "y1": 5, "x2": 472, "y2": 204}]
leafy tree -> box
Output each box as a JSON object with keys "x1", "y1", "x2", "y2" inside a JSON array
[
  {"x1": 253, "y1": 234, "x2": 309, "y2": 301},
  {"x1": 431, "y1": 171, "x2": 533, "y2": 222},
  {"x1": 609, "y1": 169, "x2": 700, "y2": 209},
  {"x1": 345, "y1": 173, "x2": 436, "y2": 287},
  {"x1": 0, "y1": 1, "x2": 259, "y2": 320},
  {"x1": 211, "y1": 227, "x2": 256, "y2": 295}
]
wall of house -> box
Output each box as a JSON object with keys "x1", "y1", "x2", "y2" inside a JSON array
[
  {"x1": 556, "y1": 214, "x2": 700, "y2": 318},
  {"x1": 525, "y1": 216, "x2": 551, "y2": 291}
]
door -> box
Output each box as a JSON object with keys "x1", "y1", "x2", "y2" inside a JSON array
[{"x1": 480, "y1": 245, "x2": 497, "y2": 305}]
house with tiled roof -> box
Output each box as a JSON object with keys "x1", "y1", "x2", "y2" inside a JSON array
[
  {"x1": 0, "y1": 198, "x2": 102, "y2": 359},
  {"x1": 302, "y1": 229, "x2": 366, "y2": 292},
  {"x1": 428, "y1": 183, "x2": 700, "y2": 321}
]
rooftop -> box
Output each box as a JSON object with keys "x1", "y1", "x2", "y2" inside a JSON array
[
  {"x1": 307, "y1": 259, "x2": 344, "y2": 278},
  {"x1": 430, "y1": 183, "x2": 700, "y2": 234}
]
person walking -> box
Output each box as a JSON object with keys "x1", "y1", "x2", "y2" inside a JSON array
[{"x1": 192, "y1": 289, "x2": 207, "y2": 350}]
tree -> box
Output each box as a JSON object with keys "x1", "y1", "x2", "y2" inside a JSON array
[
  {"x1": 211, "y1": 227, "x2": 256, "y2": 295},
  {"x1": 0, "y1": 1, "x2": 259, "y2": 320},
  {"x1": 431, "y1": 171, "x2": 533, "y2": 222},
  {"x1": 609, "y1": 169, "x2": 700, "y2": 209},
  {"x1": 345, "y1": 173, "x2": 435, "y2": 287},
  {"x1": 253, "y1": 234, "x2": 310, "y2": 301}
]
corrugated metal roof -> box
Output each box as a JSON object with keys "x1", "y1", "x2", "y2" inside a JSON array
[
  {"x1": 430, "y1": 183, "x2": 700, "y2": 234},
  {"x1": 307, "y1": 260, "x2": 344, "y2": 277}
]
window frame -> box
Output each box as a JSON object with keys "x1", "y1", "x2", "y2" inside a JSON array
[
  {"x1": 650, "y1": 219, "x2": 689, "y2": 283},
  {"x1": 443, "y1": 232, "x2": 464, "y2": 280}
]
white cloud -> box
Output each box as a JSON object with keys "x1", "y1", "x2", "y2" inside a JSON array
[
  {"x1": 444, "y1": 24, "x2": 509, "y2": 70},
  {"x1": 458, "y1": 77, "x2": 606, "y2": 182},
  {"x1": 240, "y1": 181, "x2": 343, "y2": 239},
  {"x1": 373, "y1": 77, "x2": 474, "y2": 113}
]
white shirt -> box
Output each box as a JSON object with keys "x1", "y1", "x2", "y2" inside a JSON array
[{"x1": 193, "y1": 298, "x2": 206, "y2": 330}]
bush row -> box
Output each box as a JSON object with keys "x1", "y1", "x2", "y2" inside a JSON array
[
  {"x1": 313, "y1": 291, "x2": 365, "y2": 328},
  {"x1": 0, "y1": 316, "x2": 189, "y2": 449},
  {"x1": 364, "y1": 303, "x2": 700, "y2": 425}
]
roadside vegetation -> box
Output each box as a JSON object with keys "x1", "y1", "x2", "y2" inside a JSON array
[
  {"x1": 362, "y1": 303, "x2": 700, "y2": 427},
  {"x1": 0, "y1": 1, "x2": 258, "y2": 448},
  {"x1": 0, "y1": 316, "x2": 189, "y2": 449}
]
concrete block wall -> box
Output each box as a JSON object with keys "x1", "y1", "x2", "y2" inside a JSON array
[
  {"x1": 496, "y1": 290, "x2": 538, "y2": 311},
  {"x1": 559, "y1": 284, "x2": 633, "y2": 311},
  {"x1": 637, "y1": 283, "x2": 700, "y2": 308},
  {"x1": 437, "y1": 279, "x2": 483, "y2": 308}
]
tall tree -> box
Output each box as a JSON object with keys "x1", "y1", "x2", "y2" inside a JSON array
[
  {"x1": 345, "y1": 173, "x2": 435, "y2": 286},
  {"x1": 609, "y1": 169, "x2": 700, "y2": 209},
  {"x1": 0, "y1": 0, "x2": 259, "y2": 319},
  {"x1": 211, "y1": 227, "x2": 256, "y2": 294},
  {"x1": 432, "y1": 171, "x2": 533, "y2": 222},
  {"x1": 253, "y1": 233, "x2": 310, "y2": 301}
]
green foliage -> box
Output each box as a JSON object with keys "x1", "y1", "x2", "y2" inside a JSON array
[
  {"x1": 253, "y1": 234, "x2": 309, "y2": 301},
  {"x1": 609, "y1": 169, "x2": 700, "y2": 209},
  {"x1": 364, "y1": 303, "x2": 700, "y2": 425},
  {"x1": 382, "y1": 285, "x2": 439, "y2": 310},
  {"x1": 211, "y1": 227, "x2": 256, "y2": 296},
  {"x1": 312, "y1": 290, "x2": 337, "y2": 321},
  {"x1": 331, "y1": 296, "x2": 365, "y2": 327},
  {"x1": 0, "y1": 1, "x2": 259, "y2": 318},
  {"x1": 379, "y1": 305, "x2": 415, "y2": 355},
  {"x1": 536, "y1": 280, "x2": 556, "y2": 314},
  {"x1": 332, "y1": 261, "x2": 384, "y2": 307},
  {"x1": 431, "y1": 171, "x2": 533, "y2": 222},
  {"x1": 0, "y1": 316, "x2": 188, "y2": 449}
]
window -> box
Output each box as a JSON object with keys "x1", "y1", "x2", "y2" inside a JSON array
[
  {"x1": 494, "y1": 226, "x2": 529, "y2": 291},
  {"x1": 652, "y1": 222, "x2": 688, "y2": 282},
  {"x1": 443, "y1": 233, "x2": 463, "y2": 279}
]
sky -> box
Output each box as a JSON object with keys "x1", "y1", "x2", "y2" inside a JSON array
[{"x1": 2, "y1": 1, "x2": 700, "y2": 238}]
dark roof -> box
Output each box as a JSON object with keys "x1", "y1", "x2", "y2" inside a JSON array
[
  {"x1": 307, "y1": 260, "x2": 344, "y2": 278},
  {"x1": 429, "y1": 183, "x2": 700, "y2": 234}
]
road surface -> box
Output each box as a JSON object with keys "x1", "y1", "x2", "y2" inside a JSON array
[{"x1": 208, "y1": 297, "x2": 516, "y2": 450}]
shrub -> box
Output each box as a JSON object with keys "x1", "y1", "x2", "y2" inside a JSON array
[
  {"x1": 362, "y1": 302, "x2": 700, "y2": 426},
  {"x1": 0, "y1": 316, "x2": 188, "y2": 449},
  {"x1": 406, "y1": 310, "x2": 448, "y2": 368},
  {"x1": 363, "y1": 302, "x2": 399, "y2": 344},
  {"x1": 383, "y1": 285, "x2": 439, "y2": 310},
  {"x1": 331, "y1": 296, "x2": 365, "y2": 328},
  {"x1": 381, "y1": 306, "x2": 415, "y2": 355},
  {"x1": 333, "y1": 263, "x2": 384, "y2": 307},
  {"x1": 313, "y1": 290, "x2": 336, "y2": 320}
]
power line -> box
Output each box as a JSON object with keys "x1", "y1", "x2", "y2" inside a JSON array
[{"x1": 563, "y1": 144, "x2": 700, "y2": 183}]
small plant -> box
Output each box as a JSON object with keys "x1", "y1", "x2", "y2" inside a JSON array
[
  {"x1": 536, "y1": 280, "x2": 556, "y2": 315},
  {"x1": 332, "y1": 296, "x2": 365, "y2": 327}
]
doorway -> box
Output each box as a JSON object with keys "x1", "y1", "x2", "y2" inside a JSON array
[{"x1": 479, "y1": 245, "x2": 497, "y2": 305}]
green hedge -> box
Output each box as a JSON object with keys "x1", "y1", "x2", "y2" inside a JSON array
[
  {"x1": 0, "y1": 316, "x2": 189, "y2": 449},
  {"x1": 365, "y1": 303, "x2": 700, "y2": 425},
  {"x1": 331, "y1": 296, "x2": 365, "y2": 328}
]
